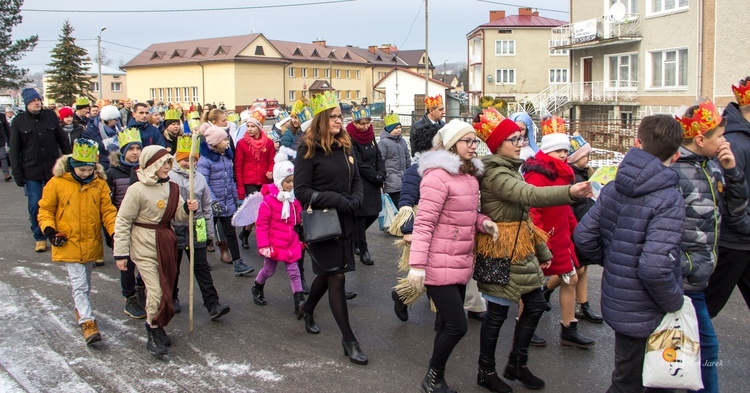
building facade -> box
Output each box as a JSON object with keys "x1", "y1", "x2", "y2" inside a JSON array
[{"x1": 42, "y1": 62, "x2": 128, "y2": 105}]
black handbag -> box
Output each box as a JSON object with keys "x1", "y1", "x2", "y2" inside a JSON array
[
  {"x1": 301, "y1": 192, "x2": 342, "y2": 243},
  {"x1": 473, "y1": 217, "x2": 523, "y2": 285}
]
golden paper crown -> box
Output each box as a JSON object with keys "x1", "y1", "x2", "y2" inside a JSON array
[
  {"x1": 675, "y1": 100, "x2": 723, "y2": 139},
  {"x1": 732, "y1": 81, "x2": 750, "y2": 106},
  {"x1": 424, "y1": 95, "x2": 443, "y2": 109},
  {"x1": 472, "y1": 107, "x2": 505, "y2": 142},
  {"x1": 226, "y1": 112, "x2": 240, "y2": 124},
  {"x1": 541, "y1": 116, "x2": 566, "y2": 135},
  {"x1": 384, "y1": 113, "x2": 400, "y2": 128},
  {"x1": 176, "y1": 135, "x2": 197, "y2": 156},
  {"x1": 96, "y1": 99, "x2": 111, "y2": 108},
  {"x1": 310, "y1": 91, "x2": 340, "y2": 115},
  {"x1": 164, "y1": 109, "x2": 181, "y2": 121},
  {"x1": 291, "y1": 100, "x2": 313, "y2": 123},
  {"x1": 352, "y1": 106, "x2": 371, "y2": 120},
  {"x1": 75, "y1": 97, "x2": 90, "y2": 107},
  {"x1": 117, "y1": 127, "x2": 142, "y2": 149},
  {"x1": 250, "y1": 110, "x2": 266, "y2": 124},
  {"x1": 72, "y1": 138, "x2": 99, "y2": 163}
]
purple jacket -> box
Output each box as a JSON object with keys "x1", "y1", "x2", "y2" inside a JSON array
[{"x1": 196, "y1": 141, "x2": 238, "y2": 217}]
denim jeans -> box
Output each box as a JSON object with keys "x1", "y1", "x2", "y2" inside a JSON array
[
  {"x1": 24, "y1": 180, "x2": 45, "y2": 241},
  {"x1": 686, "y1": 291, "x2": 719, "y2": 393},
  {"x1": 67, "y1": 263, "x2": 94, "y2": 324}
]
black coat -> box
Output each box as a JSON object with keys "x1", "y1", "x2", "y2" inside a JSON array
[
  {"x1": 411, "y1": 113, "x2": 445, "y2": 142},
  {"x1": 63, "y1": 124, "x2": 85, "y2": 147},
  {"x1": 0, "y1": 113, "x2": 9, "y2": 146},
  {"x1": 294, "y1": 140, "x2": 363, "y2": 275},
  {"x1": 347, "y1": 124, "x2": 385, "y2": 217},
  {"x1": 9, "y1": 109, "x2": 72, "y2": 185}
]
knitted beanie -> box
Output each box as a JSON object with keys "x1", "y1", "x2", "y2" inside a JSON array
[
  {"x1": 540, "y1": 133, "x2": 571, "y2": 154},
  {"x1": 204, "y1": 125, "x2": 228, "y2": 147}
]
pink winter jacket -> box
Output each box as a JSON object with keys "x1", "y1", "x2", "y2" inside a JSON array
[
  {"x1": 409, "y1": 149, "x2": 492, "y2": 286},
  {"x1": 255, "y1": 183, "x2": 303, "y2": 263}
]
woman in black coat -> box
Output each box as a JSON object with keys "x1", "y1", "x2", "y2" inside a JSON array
[
  {"x1": 294, "y1": 103, "x2": 368, "y2": 365},
  {"x1": 346, "y1": 116, "x2": 385, "y2": 265}
]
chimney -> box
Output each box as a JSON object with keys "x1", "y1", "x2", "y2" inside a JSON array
[
  {"x1": 368, "y1": 45, "x2": 377, "y2": 54},
  {"x1": 312, "y1": 39, "x2": 326, "y2": 46},
  {"x1": 533, "y1": 11, "x2": 539, "y2": 16},
  {"x1": 489, "y1": 10, "x2": 506, "y2": 22},
  {"x1": 518, "y1": 7, "x2": 533, "y2": 16},
  {"x1": 380, "y1": 44, "x2": 392, "y2": 54}
]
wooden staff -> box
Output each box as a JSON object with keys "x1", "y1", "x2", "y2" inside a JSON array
[{"x1": 187, "y1": 130, "x2": 199, "y2": 333}]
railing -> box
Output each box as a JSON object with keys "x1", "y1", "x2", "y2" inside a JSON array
[
  {"x1": 515, "y1": 81, "x2": 639, "y2": 118},
  {"x1": 469, "y1": 52, "x2": 482, "y2": 65},
  {"x1": 550, "y1": 14, "x2": 641, "y2": 48},
  {"x1": 469, "y1": 82, "x2": 482, "y2": 92}
]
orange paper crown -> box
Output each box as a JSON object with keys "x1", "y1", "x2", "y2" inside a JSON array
[
  {"x1": 541, "y1": 116, "x2": 566, "y2": 135},
  {"x1": 473, "y1": 107, "x2": 505, "y2": 141},
  {"x1": 732, "y1": 81, "x2": 750, "y2": 106},
  {"x1": 675, "y1": 100, "x2": 723, "y2": 139},
  {"x1": 250, "y1": 110, "x2": 266, "y2": 125},
  {"x1": 424, "y1": 95, "x2": 443, "y2": 108}
]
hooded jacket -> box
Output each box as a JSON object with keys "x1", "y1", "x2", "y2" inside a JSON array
[
  {"x1": 574, "y1": 148, "x2": 685, "y2": 338},
  {"x1": 105, "y1": 151, "x2": 137, "y2": 209},
  {"x1": 409, "y1": 149, "x2": 492, "y2": 286},
  {"x1": 196, "y1": 141, "x2": 239, "y2": 217},
  {"x1": 672, "y1": 145, "x2": 747, "y2": 291},
  {"x1": 378, "y1": 129, "x2": 411, "y2": 194},
  {"x1": 37, "y1": 156, "x2": 117, "y2": 263},
  {"x1": 719, "y1": 102, "x2": 750, "y2": 249},
  {"x1": 256, "y1": 183, "x2": 303, "y2": 263},
  {"x1": 168, "y1": 164, "x2": 215, "y2": 249}
]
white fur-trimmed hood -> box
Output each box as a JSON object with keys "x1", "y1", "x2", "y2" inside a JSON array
[{"x1": 417, "y1": 149, "x2": 484, "y2": 178}]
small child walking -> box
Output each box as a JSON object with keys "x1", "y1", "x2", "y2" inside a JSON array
[
  {"x1": 251, "y1": 147, "x2": 305, "y2": 315},
  {"x1": 37, "y1": 138, "x2": 117, "y2": 345}
]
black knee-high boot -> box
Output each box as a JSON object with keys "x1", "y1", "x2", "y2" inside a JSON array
[{"x1": 477, "y1": 302, "x2": 512, "y2": 392}]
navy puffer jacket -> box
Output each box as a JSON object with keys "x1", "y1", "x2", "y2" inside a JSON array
[
  {"x1": 196, "y1": 141, "x2": 238, "y2": 217},
  {"x1": 574, "y1": 148, "x2": 685, "y2": 338},
  {"x1": 397, "y1": 162, "x2": 422, "y2": 234}
]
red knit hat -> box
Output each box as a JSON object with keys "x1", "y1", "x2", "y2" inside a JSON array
[
  {"x1": 58, "y1": 107, "x2": 74, "y2": 119},
  {"x1": 473, "y1": 108, "x2": 521, "y2": 154}
]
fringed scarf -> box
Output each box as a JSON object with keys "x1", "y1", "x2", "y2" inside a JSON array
[
  {"x1": 243, "y1": 130, "x2": 269, "y2": 160},
  {"x1": 475, "y1": 221, "x2": 549, "y2": 264}
]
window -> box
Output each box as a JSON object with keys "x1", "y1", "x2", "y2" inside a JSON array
[
  {"x1": 649, "y1": 0, "x2": 688, "y2": 15},
  {"x1": 289, "y1": 90, "x2": 295, "y2": 101},
  {"x1": 325, "y1": 69, "x2": 330, "y2": 78},
  {"x1": 90, "y1": 82, "x2": 99, "y2": 92},
  {"x1": 166, "y1": 88, "x2": 172, "y2": 102},
  {"x1": 111, "y1": 82, "x2": 122, "y2": 92},
  {"x1": 355, "y1": 70, "x2": 360, "y2": 79},
  {"x1": 288, "y1": 67, "x2": 295, "y2": 77},
  {"x1": 192, "y1": 87, "x2": 199, "y2": 102},
  {"x1": 607, "y1": 53, "x2": 638, "y2": 88},
  {"x1": 495, "y1": 40, "x2": 515, "y2": 56},
  {"x1": 356, "y1": 90, "x2": 361, "y2": 99},
  {"x1": 313, "y1": 68, "x2": 319, "y2": 78},
  {"x1": 495, "y1": 69, "x2": 516, "y2": 84},
  {"x1": 183, "y1": 87, "x2": 190, "y2": 102},
  {"x1": 301, "y1": 68, "x2": 307, "y2": 78},
  {"x1": 346, "y1": 70, "x2": 351, "y2": 79},
  {"x1": 335, "y1": 91, "x2": 340, "y2": 99},
  {"x1": 549, "y1": 69, "x2": 569, "y2": 84},
  {"x1": 611, "y1": 0, "x2": 637, "y2": 14},
  {"x1": 158, "y1": 88, "x2": 164, "y2": 101},
  {"x1": 150, "y1": 88, "x2": 156, "y2": 101},
  {"x1": 174, "y1": 87, "x2": 181, "y2": 102},
  {"x1": 302, "y1": 90, "x2": 307, "y2": 98},
  {"x1": 649, "y1": 48, "x2": 688, "y2": 88},
  {"x1": 335, "y1": 69, "x2": 341, "y2": 78},
  {"x1": 254, "y1": 45, "x2": 265, "y2": 56},
  {"x1": 549, "y1": 39, "x2": 569, "y2": 55}
]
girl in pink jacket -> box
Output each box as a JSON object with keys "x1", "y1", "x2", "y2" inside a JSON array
[
  {"x1": 252, "y1": 148, "x2": 305, "y2": 314},
  {"x1": 407, "y1": 120, "x2": 497, "y2": 393}
]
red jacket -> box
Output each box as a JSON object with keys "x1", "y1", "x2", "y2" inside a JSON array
[
  {"x1": 255, "y1": 183, "x2": 303, "y2": 263},
  {"x1": 235, "y1": 134, "x2": 275, "y2": 199},
  {"x1": 523, "y1": 151, "x2": 579, "y2": 276}
]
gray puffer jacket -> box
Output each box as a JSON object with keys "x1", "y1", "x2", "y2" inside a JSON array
[
  {"x1": 378, "y1": 130, "x2": 411, "y2": 193},
  {"x1": 168, "y1": 166, "x2": 215, "y2": 249},
  {"x1": 672, "y1": 146, "x2": 747, "y2": 291}
]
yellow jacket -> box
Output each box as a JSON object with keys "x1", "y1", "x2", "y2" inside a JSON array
[{"x1": 37, "y1": 156, "x2": 117, "y2": 263}]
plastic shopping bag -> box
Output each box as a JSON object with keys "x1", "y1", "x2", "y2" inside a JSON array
[
  {"x1": 378, "y1": 193, "x2": 397, "y2": 231},
  {"x1": 642, "y1": 296, "x2": 703, "y2": 390}
]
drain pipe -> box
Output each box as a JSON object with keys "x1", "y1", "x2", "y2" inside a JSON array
[{"x1": 696, "y1": 0, "x2": 703, "y2": 99}]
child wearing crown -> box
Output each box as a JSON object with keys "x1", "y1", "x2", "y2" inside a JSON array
[
  {"x1": 113, "y1": 145, "x2": 199, "y2": 356},
  {"x1": 378, "y1": 113, "x2": 411, "y2": 206},
  {"x1": 671, "y1": 100, "x2": 748, "y2": 392},
  {"x1": 162, "y1": 109, "x2": 185, "y2": 154},
  {"x1": 37, "y1": 138, "x2": 118, "y2": 346}
]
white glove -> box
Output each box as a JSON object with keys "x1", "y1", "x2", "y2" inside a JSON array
[
  {"x1": 407, "y1": 268, "x2": 426, "y2": 292},
  {"x1": 482, "y1": 220, "x2": 499, "y2": 242}
]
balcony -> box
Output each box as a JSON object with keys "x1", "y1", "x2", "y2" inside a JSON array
[
  {"x1": 569, "y1": 81, "x2": 639, "y2": 103},
  {"x1": 469, "y1": 82, "x2": 483, "y2": 92},
  {"x1": 469, "y1": 52, "x2": 482, "y2": 66},
  {"x1": 551, "y1": 14, "x2": 641, "y2": 50}
]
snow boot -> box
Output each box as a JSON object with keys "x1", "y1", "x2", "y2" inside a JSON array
[
  {"x1": 560, "y1": 320, "x2": 595, "y2": 348},
  {"x1": 252, "y1": 281, "x2": 266, "y2": 306},
  {"x1": 217, "y1": 241, "x2": 232, "y2": 263},
  {"x1": 293, "y1": 291, "x2": 305, "y2": 315},
  {"x1": 124, "y1": 295, "x2": 146, "y2": 319},
  {"x1": 145, "y1": 323, "x2": 168, "y2": 356},
  {"x1": 81, "y1": 320, "x2": 101, "y2": 346},
  {"x1": 233, "y1": 259, "x2": 254, "y2": 276}
]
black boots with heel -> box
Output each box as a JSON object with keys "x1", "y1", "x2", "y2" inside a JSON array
[{"x1": 342, "y1": 341, "x2": 368, "y2": 365}]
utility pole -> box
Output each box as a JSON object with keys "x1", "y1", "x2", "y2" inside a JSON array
[
  {"x1": 328, "y1": 49, "x2": 336, "y2": 87},
  {"x1": 97, "y1": 26, "x2": 106, "y2": 100},
  {"x1": 424, "y1": 0, "x2": 429, "y2": 96},
  {"x1": 443, "y1": 58, "x2": 449, "y2": 83}
]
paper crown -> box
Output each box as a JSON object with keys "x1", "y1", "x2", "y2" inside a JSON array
[
  {"x1": 75, "y1": 97, "x2": 90, "y2": 108},
  {"x1": 188, "y1": 110, "x2": 200, "y2": 119},
  {"x1": 569, "y1": 133, "x2": 588, "y2": 153},
  {"x1": 176, "y1": 135, "x2": 198, "y2": 157},
  {"x1": 675, "y1": 100, "x2": 723, "y2": 139},
  {"x1": 732, "y1": 81, "x2": 750, "y2": 106},
  {"x1": 384, "y1": 113, "x2": 400, "y2": 128},
  {"x1": 250, "y1": 110, "x2": 266, "y2": 125},
  {"x1": 226, "y1": 112, "x2": 240, "y2": 125},
  {"x1": 117, "y1": 127, "x2": 142, "y2": 149},
  {"x1": 310, "y1": 91, "x2": 339, "y2": 116},
  {"x1": 276, "y1": 110, "x2": 290, "y2": 122},
  {"x1": 541, "y1": 116, "x2": 566, "y2": 135},
  {"x1": 352, "y1": 106, "x2": 371, "y2": 121},
  {"x1": 473, "y1": 107, "x2": 506, "y2": 140},
  {"x1": 424, "y1": 95, "x2": 443, "y2": 108},
  {"x1": 72, "y1": 138, "x2": 99, "y2": 163},
  {"x1": 164, "y1": 109, "x2": 181, "y2": 121},
  {"x1": 291, "y1": 100, "x2": 313, "y2": 123}
]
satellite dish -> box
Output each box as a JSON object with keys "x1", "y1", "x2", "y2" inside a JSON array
[{"x1": 609, "y1": 2, "x2": 627, "y2": 21}]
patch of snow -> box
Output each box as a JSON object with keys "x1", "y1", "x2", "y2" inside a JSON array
[{"x1": 11, "y1": 266, "x2": 69, "y2": 286}]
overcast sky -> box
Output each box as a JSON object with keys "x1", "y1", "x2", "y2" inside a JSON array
[{"x1": 14, "y1": 0, "x2": 569, "y2": 74}]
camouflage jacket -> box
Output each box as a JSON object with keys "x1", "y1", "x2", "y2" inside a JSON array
[{"x1": 672, "y1": 146, "x2": 748, "y2": 291}]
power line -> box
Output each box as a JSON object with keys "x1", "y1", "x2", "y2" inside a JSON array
[
  {"x1": 399, "y1": 1, "x2": 424, "y2": 49},
  {"x1": 475, "y1": 0, "x2": 568, "y2": 14},
  {"x1": 22, "y1": 0, "x2": 356, "y2": 13}
]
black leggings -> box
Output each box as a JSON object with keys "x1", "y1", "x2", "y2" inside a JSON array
[
  {"x1": 303, "y1": 272, "x2": 355, "y2": 342},
  {"x1": 356, "y1": 215, "x2": 378, "y2": 252},
  {"x1": 214, "y1": 216, "x2": 240, "y2": 260},
  {"x1": 120, "y1": 257, "x2": 144, "y2": 298},
  {"x1": 425, "y1": 284, "x2": 467, "y2": 371}
]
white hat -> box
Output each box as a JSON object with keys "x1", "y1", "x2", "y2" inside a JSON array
[
  {"x1": 433, "y1": 119, "x2": 474, "y2": 150},
  {"x1": 541, "y1": 133, "x2": 571, "y2": 154},
  {"x1": 100, "y1": 105, "x2": 120, "y2": 121},
  {"x1": 300, "y1": 119, "x2": 313, "y2": 133},
  {"x1": 272, "y1": 146, "x2": 297, "y2": 188},
  {"x1": 239, "y1": 110, "x2": 252, "y2": 123}
]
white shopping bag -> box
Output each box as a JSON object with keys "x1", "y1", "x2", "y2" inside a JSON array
[
  {"x1": 378, "y1": 193, "x2": 397, "y2": 231},
  {"x1": 231, "y1": 192, "x2": 263, "y2": 227},
  {"x1": 642, "y1": 295, "x2": 703, "y2": 390}
]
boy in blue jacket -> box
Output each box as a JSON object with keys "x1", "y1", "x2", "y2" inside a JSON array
[{"x1": 574, "y1": 115, "x2": 686, "y2": 393}]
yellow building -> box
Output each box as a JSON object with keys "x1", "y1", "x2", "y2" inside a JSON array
[
  {"x1": 42, "y1": 61, "x2": 128, "y2": 105},
  {"x1": 123, "y1": 34, "x2": 432, "y2": 111}
]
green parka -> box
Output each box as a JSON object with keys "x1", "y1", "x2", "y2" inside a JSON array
[{"x1": 477, "y1": 154, "x2": 576, "y2": 303}]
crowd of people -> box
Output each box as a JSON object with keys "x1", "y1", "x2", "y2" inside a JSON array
[{"x1": 2, "y1": 79, "x2": 750, "y2": 393}]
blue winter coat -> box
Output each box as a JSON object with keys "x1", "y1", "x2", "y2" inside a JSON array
[
  {"x1": 82, "y1": 116, "x2": 122, "y2": 169},
  {"x1": 574, "y1": 148, "x2": 685, "y2": 338},
  {"x1": 398, "y1": 162, "x2": 422, "y2": 234},
  {"x1": 127, "y1": 118, "x2": 166, "y2": 148},
  {"x1": 196, "y1": 141, "x2": 238, "y2": 217}
]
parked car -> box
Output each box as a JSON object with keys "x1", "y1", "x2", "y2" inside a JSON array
[{"x1": 252, "y1": 99, "x2": 280, "y2": 119}]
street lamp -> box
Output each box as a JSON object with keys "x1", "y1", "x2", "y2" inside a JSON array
[
  {"x1": 97, "y1": 26, "x2": 106, "y2": 100},
  {"x1": 328, "y1": 49, "x2": 336, "y2": 86},
  {"x1": 443, "y1": 58, "x2": 450, "y2": 83}
]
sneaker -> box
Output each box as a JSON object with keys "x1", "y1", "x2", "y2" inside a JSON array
[
  {"x1": 81, "y1": 320, "x2": 101, "y2": 345},
  {"x1": 34, "y1": 241, "x2": 47, "y2": 252},
  {"x1": 173, "y1": 298, "x2": 182, "y2": 314},
  {"x1": 3, "y1": 174, "x2": 11, "y2": 182},
  {"x1": 233, "y1": 259, "x2": 254, "y2": 276},
  {"x1": 209, "y1": 303, "x2": 231, "y2": 320},
  {"x1": 94, "y1": 259, "x2": 105, "y2": 267},
  {"x1": 124, "y1": 295, "x2": 146, "y2": 319}
]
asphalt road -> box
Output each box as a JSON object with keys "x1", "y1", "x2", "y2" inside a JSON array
[{"x1": 0, "y1": 179, "x2": 748, "y2": 393}]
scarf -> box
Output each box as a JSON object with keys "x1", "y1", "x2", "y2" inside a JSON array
[
  {"x1": 243, "y1": 130, "x2": 269, "y2": 160},
  {"x1": 63, "y1": 124, "x2": 74, "y2": 133},
  {"x1": 119, "y1": 154, "x2": 138, "y2": 168},
  {"x1": 346, "y1": 122, "x2": 374, "y2": 145},
  {"x1": 277, "y1": 190, "x2": 295, "y2": 220}
]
